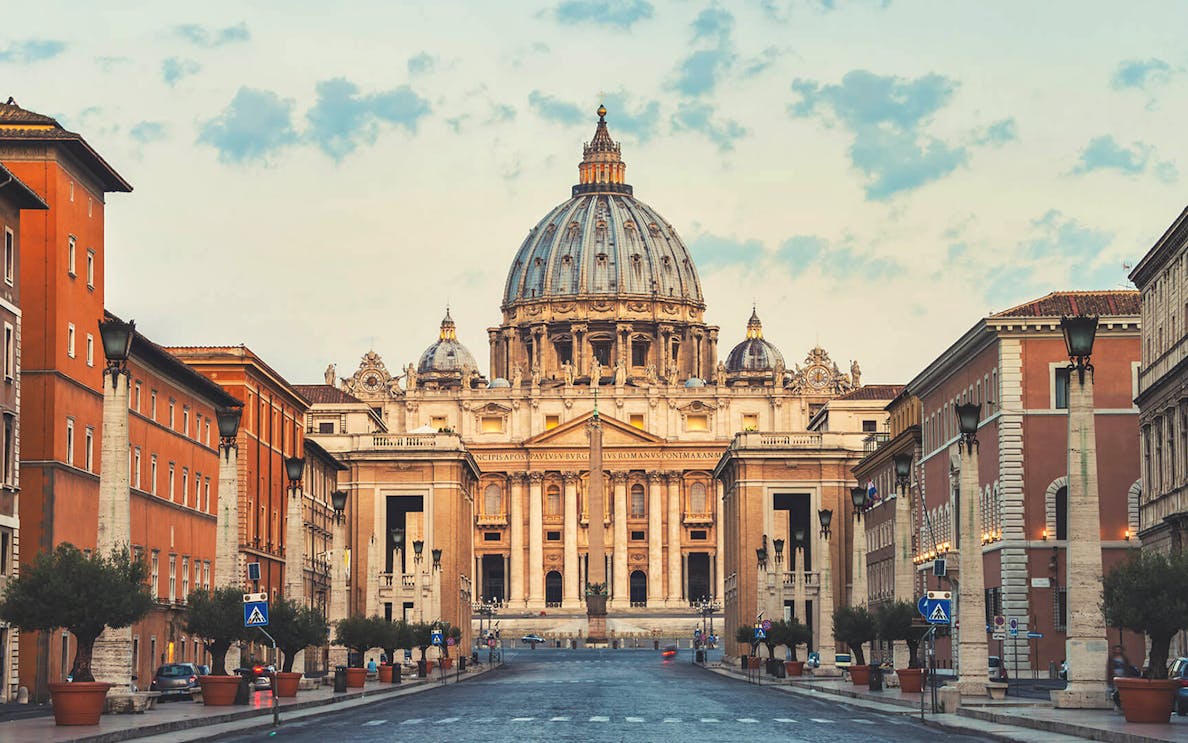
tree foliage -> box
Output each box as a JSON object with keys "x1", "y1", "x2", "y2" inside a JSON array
[
  {"x1": 184, "y1": 587, "x2": 253, "y2": 676},
  {"x1": 734, "y1": 625, "x2": 757, "y2": 656},
  {"x1": 334, "y1": 615, "x2": 385, "y2": 667},
  {"x1": 832, "y1": 606, "x2": 877, "y2": 666},
  {"x1": 378, "y1": 619, "x2": 413, "y2": 663},
  {"x1": 0, "y1": 543, "x2": 152, "y2": 682},
  {"x1": 780, "y1": 620, "x2": 813, "y2": 662},
  {"x1": 875, "y1": 600, "x2": 923, "y2": 668},
  {"x1": 1103, "y1": 549, "x2": 1188, "y2": 679},
  {"x1": 269, "y1": 597, "x2": 330, "y2": 673}
]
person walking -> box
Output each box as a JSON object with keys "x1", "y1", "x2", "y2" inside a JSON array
[{"x1": 1106, "y1": 644, "x2": 1139, "y2": 711}]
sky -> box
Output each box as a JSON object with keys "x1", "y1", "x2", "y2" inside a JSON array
[{"x1": 3, "y1": 1, "x2": 1185, "y2": 387}]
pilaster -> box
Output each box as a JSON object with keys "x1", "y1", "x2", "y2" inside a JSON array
[{"x1": 647, "y1": 471, "x2": 663, "y2": 603}]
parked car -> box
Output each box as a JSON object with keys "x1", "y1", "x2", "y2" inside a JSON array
[
  {"x1": 196, "y1": 664, "x2": 210, "y2": 677},
  {"x1": 520, "y1": 634, "x2": 546, "y2": 645},
  {"x1": 1170, "y1": 657, "x2": 1188, "y2": 717},
  {"x1": 234, "y1": 665, "x2": 272, "y2": 690},
  {"x1": 150, "y1": 663, "x2": 200, "y2": 700},
  {"x1": 989, "y1": 655, "x2": 1008, "y2": 681},
  {"x1": 661, "y1": 644, "x2": 677, "y2": 659}
]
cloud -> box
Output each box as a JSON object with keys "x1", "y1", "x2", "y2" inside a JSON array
[
  {"x1": 487, "y1": 103, "x2": 516, "y2": 124},
  {"x1": 161, "y1": 57, "x2": 201, "y2": 86},
  {"x1": 692, "y1": 6, "x2": 734, "y2": 43},
  {"x1": 759, "y1": 0, "x2": 891, "y2": 22},
  {"x1": 1070, "y1": 135, "x2": 1176, "y2": 181},
  {"x1": 0, "y1": 39, "x2": 66, "y2": 64},
  {"x1": 1111, "y1": 58, "x2": 1174, "y2": 90},
  {"x1": 672, "y1": 8, "x2": 736, "y2": 97},
  {"x1": 775, "y1": 235, "x2": 826, "y2": 274},
  {"x1": 670, "y1": 102, "x2": 747, "y2": 151},
  {"x1": 174, "y1": 22, "x2": 250, "y2": 48},
  {"x1": 129, "y1": 121, "x2": 167, "y2": 144},
  {"x1": 197, "y1": 87, "x2": 298, "y2": 164},
  {"x1": 552, "y1": 0, "x2": 654, "y2": 28},
  {"x1": 974, "y1": 118, "x2": 1017, "y2": 147},
  {"x1": 689, "y1": 233, "x2": 764, "y2": 269},
  {"x1": 407, "y1": 52, "x2": 435, "y2": 76},
  {"x1": 790, "y1": 69, "x2": 969, "y2": 199},
  {"x1": 528, "y1": 91, "x2": 585, "y2": 126},
  {"x1": 741, "y1": 47, "x2": 783, "y2": 78},
  {"x1": 305, "y1": 78, "x2": 431, "y2": 160},
  {"x1": 599, "y1": 93, "x2": 661, "y2": 141}
]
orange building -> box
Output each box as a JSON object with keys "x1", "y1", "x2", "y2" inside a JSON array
[
  {"x1": 0, "y1": 163, "x2": 47, "y2": 701},
  {"x1": 167, "y1": 347, "x2": 310, "y2": 601}
]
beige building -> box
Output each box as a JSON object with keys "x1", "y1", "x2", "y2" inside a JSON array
[{"x1": 304, "y1": 108, "x2": 870, "y2": 640}]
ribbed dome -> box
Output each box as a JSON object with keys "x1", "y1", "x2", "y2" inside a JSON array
[
  {"x1": 726, "y1": 308, "x2": 784, "y2": 372},
  {"x1": 502, "y1": 107, "x2": 703, "y2": 308},
  {"x1": 417, "y1": 309, "x2": 477, "y2": 375}
]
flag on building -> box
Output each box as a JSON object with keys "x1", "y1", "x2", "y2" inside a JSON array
[{"x1": 867, "y1": 479, "x2": 879, "y2": 504}]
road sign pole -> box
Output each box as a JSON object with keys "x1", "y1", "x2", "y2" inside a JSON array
[{"x1": 256, "y1": 627, "x2": 279, "y2": 728}]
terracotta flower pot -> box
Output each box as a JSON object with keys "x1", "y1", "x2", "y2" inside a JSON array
[
  {"x1": 849, "y1": 665, "x2": 871, "y2": 686},
  {"x1": 345, "y1": 667, "x2": 366, "y2": 688},
  {"x1": 1114, "y1": 677, "x2": 1177, "y2": 723},
  {"x1": 48, "y1": 681, "x2": 112, "y2": 726},
  {"x1": 378, "y1": 665, "x2": 394, "y2": 683},
  {"x1": 746, "y1": 656, "x2": 762, "y2": 670},
  {"x1": 897, "y1": 668, "x2": 926, "y2": 693},
  {"x1": 424, "y1": 660, "x2": 434, "y2": 674},
  {"x1": 785, "y1": 661, "x2": 805, "y2": 677},
  {"x1": 274, "y1": 672, "x2": 301, "y2": 698},
  {"x1": 440, "y1": 657, "x2": 453, "y2": 671},
  {"x1": 198, "y1": 675, "x2": 241, "y2": 706}
]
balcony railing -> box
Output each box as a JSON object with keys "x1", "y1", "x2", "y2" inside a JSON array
[
  {"x1": 863, "y1": 432, "x2": 890, "y2": 454},
  {"x1": 683, "y1": 512, "x2": 714, "y2": 526},
  {"x1": 477, "y1": 514, "x2": 508, "y2": 527}
]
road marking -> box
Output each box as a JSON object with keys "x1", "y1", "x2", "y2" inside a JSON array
[
  {"x1": 810, "y1": 718, "x2": 834, "y2": 723},
  {"x1": 436, "y1": 717, "x2": 460, "y2": 724},
  {"x1": 662, "y1": 718, "x2": 682, "y2": 723},
  {"x1": 852, "y1": 719, "x2": 875, "y2": 724},
  {"x1": 510, "y1": 717, "x2": 535, "y2": 722},
  {"x1": 589, "y1": 716, "x2": 610, "y2": 722},
  {"x1": 400, "y1": 718, "x2": 424, "y2": 725},
  {"x1": 550, "y1": 716, "x2": 570, "y2": 721},
  {"x1": 737, "y1": 718, "x2": 759, "y2": 723},
  {"x1": 775, "y1": 718, "x2": 797, "y2": 723},
  {"x1": 700, "y1": 718, "x2": 720, "y2": 723},
  {"x1": 363, "y1": 720, "x2": 387, "y2": 726},
  {"x1": 474, "y1": 717, "x2": 496, "y2": 722},
  {"x1": 625, "y1": 716, "x2": 645, "y2": 722}
]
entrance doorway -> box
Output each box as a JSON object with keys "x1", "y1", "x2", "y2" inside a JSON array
[
  {"x1": 687, "y1": 553, "x2": 710, "y2": 601},
  {"x1": 481, "y1": 554, "x2": 505, "y2": 602},
  {"x1": 629, "y1": 570, "x2": 647, "y2": 606},
  {"x1": 545, "y1": 571, "x2": 563, "y2": 606}
]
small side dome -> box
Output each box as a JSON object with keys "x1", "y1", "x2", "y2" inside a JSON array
[
  {"x1": 416, "y1": 308, "x2": 479, "y2": 388},
  {"x1": 684, "y1": 377, "x2": 706, "y2": 388},
  {"x1": 726, "y1": 307, "x2": 785, "y2": 373},
  {"x1": 489, "y1": 377, "x2": 510, "y2": 388}
]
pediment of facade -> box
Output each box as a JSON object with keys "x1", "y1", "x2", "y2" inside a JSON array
[{"x1": 522, "y1": 411, "x2": 665, "y2": 447}]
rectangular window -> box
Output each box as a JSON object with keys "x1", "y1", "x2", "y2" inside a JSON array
[
  {"x1": 629, "y1": 414, "x2": 645, "y2": 430},
  {"x1": 483, "y1": 532, "x2": 501, "y2": 542},
  {"x1": 67, "y1": 235, "x2": 76, "y2": 276},
  {"x1": 168, "y1": 555, "x2": 176, "y2": 602},
  {"x1": 741, "y1": 413, "x2": 758, "y2": 431},
  {"x1": 150, "y1": 637, "x2": 157, "y2": 668},
  {"x1": 86, "y1": 249, "x2": 95, "y2": 289},
  {"x1": 630, "y1": 530, "x2": 646, "y2": 541},
  {"x1": 544, "y1": 415, "x2": 559, "y2": 430},
  {"x1": 481, "y1": 416, "x2": 503, "y2": 433},
  {"x1": 3, "y1": 322, "x2": 13, "y2": 380},
  {"x1": 546, "y1": 531, "x2": 561, "y2": 541},
  {"x1": 65, "y1": 418, "x2": 75, "y2": 465},
  {"x1": 181, "y1": 556, "x2": 189, "y2": 600},
  {"x1": 150, "y1": 455, "x2": 158, "y2": 494},
  {"x1": 0, "y1": 530, "x2": 9, "y2": 575},
  {"x1": 182, "y1": 407, "x2": 190, "y2": 436},
  {"x1": 685, "y1": 414, "x2": 709, "y2": 432},
  {"x1": 133, "y1": 448, "x2": 141, "y2": 489},
  {"x1": 151, "y1": 550, "x2": 160, "y2": 598},
  {"x1": 862, "y1": 419, "x2": 877, "y2": 432},
  {"x1": 181, "y1": 468, "x2": 189, "y2": 506},
  {"x1": 168, "y1": 463, "x2": 175, "y2": 500},
  {"x1": 1054, "y1": 587, "x2": 1067, "y2": 632},
  {"x1": 205, "y1": 421, "x2": 210, "y2": 446},
  {"x1": 203, "y1": 561, "x2": 210, "y2": 590},
  {"x1": 204, "y1": 478, "x2": 210, "y2": 512},
  {"x1": 3, "y1": 227, "x2": 12, "y2": 285},
  {"x1": 150, "y1": 390, "x2": 157, "y2": 421},
  {"x1": 86, "y1": 333, "x2": 94, "y2": 367},
  {"x1": 134, "y1": 381, "x2": 141, "y2": 411},
  {"x1": 318, "y1": 421, "x2": 334, "y2": 434},
  {"x1": 1054, "y1": 367, "x2": 1070, "y2": 410},
  {"x1": 67, "y1": 323, "x2": 75, "y2": 358},
  {"x1": 84, "y1": 427, "x2": 94, "y2": 472},
  {"x1": 3, "y1": 413, "x2": 13, "y2": 486},
  {"x1": 169, "y1": 401, "x2": 175, "y2": 429},
  {"x1": 690, "y1": 529, "x2": 708, "y2": 540}
]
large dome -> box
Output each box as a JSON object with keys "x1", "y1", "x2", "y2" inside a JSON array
[{"x1": 502, "y1": 107, "x2": 703, "y2": 309}]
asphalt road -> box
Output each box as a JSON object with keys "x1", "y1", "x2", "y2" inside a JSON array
[{"x1": 221, "y1": 648, "x2": 998, "y2": 743}]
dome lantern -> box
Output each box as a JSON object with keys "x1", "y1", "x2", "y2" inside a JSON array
[{"x1": 575, "y1": 104, "x2": 631, "y2": 196}]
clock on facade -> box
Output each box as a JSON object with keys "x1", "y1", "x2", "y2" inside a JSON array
[
  {"x1": 362, "y1": 372, "x2": 383, "y2": 392},
  {"x1": 807, "y1": 365, "x2": 830, "y2": 389}
]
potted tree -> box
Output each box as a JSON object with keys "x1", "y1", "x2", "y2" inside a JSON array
[
  {"x1": 269, "y1": 597, "x2": 329, "y2": 697},
  {"x1": 833, "y1": 606, "x2": 877, "y2": 686},
  {"x1": 876, "y1": 601, "x2": 926, "y2": 692},
  {"x1": 0, "y1": 544, "x2": 152, "y2": 725},
  {"x1": 734, "y1": 626, "x2": 760, "y2": 669},
  {"x1": 438, "y1": 623, "x2": 461, "y2": 670},
  {"x1": 760, "y1": 621, "x2": 786, "y2": 676},
  {"x1": 411, "y1": 622, "x2": 434, "y2": 676},
  {"x1": 334, "y1": 615, "x2": 381, "y2": 688},
  {"x1": 185, "y1": 587, "x2": 254, "y2": 705},
  {"x1": 376, "y1": 619, "x2": 410, "y2": 683},
  {"x1": 1103, "y1": 550, "x2": 1188, "y2": 723},
  {"x1": 783, "y1": 620, "x2": 812, "y2": 677}
]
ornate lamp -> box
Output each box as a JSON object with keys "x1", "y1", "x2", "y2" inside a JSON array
[
  {"x1": 792, "y1": 527, "x2": 805, "y2": 545},
  {"x1": 284, "y1": 456, "x2": 305, "y2": 492},
  {"x1": 412, "y1": 539, "x2": 424, "y2": 561},
  {"x1": 892, "y1": 452, "x2": 913, "y2": 490},
  {"x1": 431, "y1": 548, "x2": 443, "y2": 568},
  {"x1": 756, "y1": 533, "x2": 768, "y2": 568},
  {"x1": 97, "y1": 317, "x2": 135, "y2": 378},
  {"x1": 330, "y1": 489, "x2": 348, "y2": 521},
  {"x1": 772, "y1": 537, "x2": 785, "y2": 563},
  {"x1": 818, "y1": 508, "x2": 833, "y2": 539},
  {"x1": 216, "y1": 406, "x2": 242, "y2": 452},
  {"x1": 1061, "y1": 314, "x2": 1099, "y2": 383},
  {"x1": 390, "y1": 527, "x2": 405, "y2": 550},
  {"x1": 850, "y1": 485, "x2": 869, "y2": 517},
  {"x1": 955, "y1": 401, "x2": 981, "y2": 452}
]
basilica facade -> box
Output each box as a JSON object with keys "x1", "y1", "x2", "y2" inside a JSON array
[{"x1": 304, "y1": 108, "x2": 885, "y2": 641}]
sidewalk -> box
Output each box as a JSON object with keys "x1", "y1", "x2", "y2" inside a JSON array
[
  {"x1": 700, "y1": 662, "x2": 1188, "y2": 743},
  {"x1": 0, "y1": 663, "x2": 497, "y2": 743}
]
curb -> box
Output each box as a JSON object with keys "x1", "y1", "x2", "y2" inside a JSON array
[
  {"x1": 958, "y1": 704, "x2": 1179, "y2": 743},
  {"x1": 58, "y1": 664, "x2": 501, "y2": 743}
]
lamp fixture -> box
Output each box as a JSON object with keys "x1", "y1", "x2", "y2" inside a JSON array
[
  {"x1": 97, "y1": 317, "x2": 135, "y2": 380},
  {"x1": 850, "y1": 485, "x2": 868, "y2": 517},
  {"x1": 284, "y1": 456, "x2": 305, "y2": 492},
  {"x1": 431, "y1": 547, "x2": 443, "y2": 568},
  {"x1": 772, "y1": 538, "x2": 785, "y2": 561},
  {"x1": 390, "y1": 527, "x2": 405, "y2": 549},
  {"x1": 818, "y1": 508, "x2": 832, "y2": 539},
  {"x1": 955, "y1": 401, "x2": 981, "y2": 452},
  {"x1": 216, "y1": 406, "x2": 243, "y2": 453},
  {"x1": 1061, "y1": 314, "x2": 1099, "y2": 383},
  {"x1": 330, "y1": 489, "x2": 348, "y2": 521},
  {"x1": 892, "y1": 452, "x2": 913, "y2": 488},
  {"x1": 412, "y1": 539, "x2": 424, "y2": 559}
]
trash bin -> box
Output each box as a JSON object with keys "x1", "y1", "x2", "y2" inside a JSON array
[
  {"x1": 772, "y1": 660, "x2": 786, "y2": 678},
  {"x1": 471, "y1": 651, "x2": 479, "y2": 665},
  {"x1": 695, "y1": 650, "x2": 705, "y2": 663},
  {"x1": 333, "y1": 666, "x2": 348, "y2": 693},
  {"x1": 868, "y1": 664, "x2": 883, "y2": 691},
  {"x1": 653, "y1": 640, "x2": 660, "y2": 650},
  {"x1": 392, "y1": 665, "x2": 401, "y2": 684},
  {"x1": 459, "y1": 657, "x2": 467, "y2": 672},
  {"x1": 416, "y1": 659, "x2": 427, "y2": 678},
  {"x1": 234, "y1": 674, "x2": 252, "y2": 705}
]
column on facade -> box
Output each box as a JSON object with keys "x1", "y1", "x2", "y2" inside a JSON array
[
  {"x1": 816, "y1": 519, "x2": 838, "y2": 675},
  {"x1": 647, "y1": 472, "x2": 664, "y2": 603},
  {"x1": 283, "y1": 485, "x2": 307, "y2": 673},
  {"x1": 509, "y1": 474, "x2": 525, "y2": 607},
  {"x1": 612, "y1": 472, "x2": 628, "y2": 608},
  {"x1": 327, "y1": 513, "x2": 348, "y2": 670},
  {"x1": 93, "y1": 368, "x2": 133, "y2": 690},
  {"x1": 365, "y1": 534, "x2": 380, "y2": 617},
  {"x1": 892, "y1": 473, "x2": 916, "y2": 670},
  {"x1": 214, "y1": 418, "x2": 243, "y2": 674},
  {"x1": 572, "y1": 324, "x2": 588, "y2": 377},
  {"x1": 488, "y1": 329, "x2": 499, "y2": 382},
  {"x1": 715, "y1": 480, "x2": 725, "y2": 602},
  {"x1": 793, "y1": 544, "x2": 806, "y2": 625},
  {"x1": 955, "y1": 440, "x2": 989, "y2": 697},
  {"x1": 527, "y1": 473, "x2": 544, "y2": 607},
  {"x1": 851, "y1": 508, "x2": 867, "y2": 609},
  {"x1": 666, "y1": 472, "x2": 682, "y2": 607},
  {"x1": 562, "y1": 472, "x2": 579, "y2": 607}
]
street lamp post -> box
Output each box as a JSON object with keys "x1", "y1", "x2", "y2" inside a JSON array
[
  {"x1": 327, "y1": 490, "x2": 349, "y2": 670},
  {"x1": 1052, "y1": 314, "x2": 1110, "y2": 709},
  {"x1": 773, "y1": 538, "x2": 786, "y2": 621},
  {"x1": 951, "y1": 401, "x2": 990, "y2": 702},
  {"x1": 792, "y1": 527, "x2": 806, "y2": 627},
  {"x1": 816, "y1": 508, "x2": 838, "y2": 676},
  {"x1": 892, "y1": 452, "x2": 916, "y2": 670},
  {"x1": 756, "y1": 535, "x2": 769, "y2": 626},
  {"x1": 283, "y1": 456, "x2": 307, "y2": 639},
  {"x1": 850, "y1": 486, "x2": 869, "y2": 609}
]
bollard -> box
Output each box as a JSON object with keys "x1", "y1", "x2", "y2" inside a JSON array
[{"x1": 333, "y1": 666, "x2": 348, "y2": 693}]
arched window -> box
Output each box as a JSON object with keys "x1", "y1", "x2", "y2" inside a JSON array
[
  {"x1": 690, "y1": 482, "x2": 707, "y2": 513},
  {"x1": 546, "y1": 484, "x2": 561, "y2": 516},
  {"x1": 629, "y1": 570, "x2": 647, "y2": 606},
  {"x1": 1055, "y1": 486, "x2": 1068, "y2": 540},
  {"x1": 630, "y1": 484, "x2": 645, "y2": 517},
  {"x1": 484, "y1": 483, "x2": 502, "y2": 516},
  {"x1": 545, "y1": 571, "x2": 563, "y2": 606}
]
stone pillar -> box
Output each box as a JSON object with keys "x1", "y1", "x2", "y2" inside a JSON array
[
  {"x1": 563, "y1": 473, "x2": 579, "y2": 607},
  {"x1": 215, "y1": 425, "x2": 242, "y2": 675},
  {"x1": 283, "y1": 483, "x2": 306, "y2": 674},
  {"x1": 93, "y1": 369, "x2": 133, "y2": 690},
  {"x1": 954, "y1": 441, "x2": 989, "y2": 697},
  {"x1": 647, "y1": 472, "x2": 663, "y2": 604},
  {"x1": 851, "y1": 509, "x2": 867, "y2": 609},
  {"x1": 365, "y1": 535, "x2": 380, "y2": 617},
  {"x1": 1052, "y1": 367, "x2": 1111, "y2": 709},
  {"x1": 793, "y1": 546, "x2": 805, "y2": 624},
  {"x1": 612, "y1": 473, "x2": 628, "y2": 608},
  {"x1": 327, "y1": 516, "x2": 348, "y2": 669},
  {"x1": 715, "y1": 480, "x2": 725, "y2": 601},
  {"x1": 509, "y1": 474, "x2": 525, "y2": 607},
  {"x1": 528, "y1": 473, "x2": 544, "y2": 608},
  {"x1": 893, "y1": 474, "x2": 916, "y2": 670},
  {"x1": 666, "y1": 472, "x2": 682, "y2": 607},
  {"x1": 816, "y1": 526, "x2": 838, "y2": 676}
]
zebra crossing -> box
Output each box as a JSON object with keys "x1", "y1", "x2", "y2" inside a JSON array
[{"x1": 356, "y1": 714, "x2": 907, "y2": 727}]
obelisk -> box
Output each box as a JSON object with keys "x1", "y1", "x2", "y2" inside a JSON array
[{"x1": 586, "y1": 396, "x2": 608, "y2": 642}]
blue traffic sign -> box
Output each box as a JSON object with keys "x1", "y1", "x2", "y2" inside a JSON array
[
  {"x1": 430, "y1": 629, "x2": 444, "y2": 646},
  {"x1": 917, "y1": 596, "x2": 951, "y2": 625},
  {"x1": 753, "y1": 626, "x2": 766, "y2": 641},
  {"x1": 1026, "y1": 631, "x2": 1044, "y2": 639},
  {"x1": 244, "y1": 601, "x2": 269, "y2": 627}
]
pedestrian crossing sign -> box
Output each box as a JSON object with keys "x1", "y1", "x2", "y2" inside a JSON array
[
  {"x1": 243, "y1": 601, "x2": 269, "y2": 627},
  {"x1": 753, "y1": 626, "x2": 766, "y2": 641},
  {"x1": 431, "y1": 629, "x2": 444, "y2": 646},
  {"x1": 927, "y1": 602, "x2": 949, "y2": 624}
]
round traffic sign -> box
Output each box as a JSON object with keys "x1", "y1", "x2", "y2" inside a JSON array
[{"x1": 761, "y1": 619, "x2": 772, "y2": 631}]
